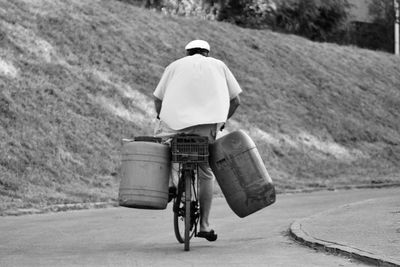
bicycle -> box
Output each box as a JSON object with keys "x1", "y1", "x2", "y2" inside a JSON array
[{"x1": 170, "y1": 134, "x2": 209, "y2": 251}]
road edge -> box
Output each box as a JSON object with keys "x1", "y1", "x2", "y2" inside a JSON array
[
  {"x1": 289, "y1": 213, "x2": 400, "y2": 267},
  {"x1": 2, "y1": 183, "x2": 400, "y2": 217},
  {"x1": 0, "y1": 201, "x2": 119, "y2": 216}
]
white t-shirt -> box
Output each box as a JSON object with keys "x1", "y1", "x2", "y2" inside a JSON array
[{"x1": 153, "y1": 54, "x2": 242, "y2": 130}]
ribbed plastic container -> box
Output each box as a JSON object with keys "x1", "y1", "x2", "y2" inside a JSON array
[
  {"x1": 210, "y1": 130, "x2": 276, "y2": 218},
  {"x1": 118, "y1": 138, "x2": 170, "y2": 209}
]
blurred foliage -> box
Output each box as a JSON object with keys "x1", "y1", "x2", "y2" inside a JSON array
[
  {"x1": 136, "y1": 0, "x2": 351, "y2": 43},
  {"x1": 272, "y1": 0, "x2": 350, "y2": 42},
  {"x1": 134, "y1": 0, "x2": 398, "y2": 53},
  {"x1": 118, "y1": 0, "x2": 213, "y2": 17},
  {"x1": 217, "y1": 0, "x2": 277, "y2": 29}
]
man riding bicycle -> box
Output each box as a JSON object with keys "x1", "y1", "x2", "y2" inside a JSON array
[{"x1": 153, "y1": 40, "x2": 242, "y2": 242}]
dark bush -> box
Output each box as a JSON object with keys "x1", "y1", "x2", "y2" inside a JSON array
[
  {"x1": 217, "y1": 0, "x2": 276, "y2": 29},
  {"x1": 274, "y1": 0, "x2": 350, "y2": 42}
]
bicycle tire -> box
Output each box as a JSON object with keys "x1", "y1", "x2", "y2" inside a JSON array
[
  {"x1": 184, "y1": 170, "x2": 191, "y2": 251},
  {"x1": 173, "y1": 170, "x2": 194, "y2": 245},
  {"x1": 173, "y1": 212, "x2": 184, "y2": 243},
  {"x1": 173, "y1": 191, "x2": 184, "y2": 244},
  {"x1": 173, "y1": 169, "x2": 200, "y2": 249}
]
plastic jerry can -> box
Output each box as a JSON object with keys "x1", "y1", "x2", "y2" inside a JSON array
[
  {"x1": 210, "y1": 130, "x2": 276, "y2": 217},
  {"x1": 119, "y1": 137, "x2": 171, "y2": 209}
]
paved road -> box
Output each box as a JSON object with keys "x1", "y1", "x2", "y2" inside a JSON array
[{"x1": 0, "y1": 188, "x2": 397, "y2": 267}]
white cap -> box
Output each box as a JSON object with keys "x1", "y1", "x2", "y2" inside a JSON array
[{"x1": 185, "y1": 40, "x2": 210, "y2": 51}]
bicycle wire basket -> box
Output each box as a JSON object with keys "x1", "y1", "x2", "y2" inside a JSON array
[{"x1": 171, "y1": 135, "x2": 209, "y2": 163}]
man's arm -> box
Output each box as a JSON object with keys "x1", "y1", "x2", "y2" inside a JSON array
[
  {"x1": 227, "y1": 95, "x2": 240, "y2": 119},
  {"x1": 222, "y1": 63, "x2": 242, "y2": 120},
  {"x1": 153, "y1": 64, "x2": 172, "y2": 119},
  {"x1": 154, "y1": 97, "x2": 162, "y2": 119}
]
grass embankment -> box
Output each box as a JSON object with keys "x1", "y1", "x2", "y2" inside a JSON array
[{"x1": 0, "y1": 0, "x2": 399, "y2": 212}]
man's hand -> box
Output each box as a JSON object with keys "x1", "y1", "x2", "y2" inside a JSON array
[
  {"x1": 154, "y1": 97, "x2": 162, "y2": 120},
  {"x1": 227, "y1": 95, "x2": 240, "y2": 119}
]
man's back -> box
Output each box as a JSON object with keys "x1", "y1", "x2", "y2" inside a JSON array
[{"x1": 154, "y1": 54, "x2": 241, "y2": 130}]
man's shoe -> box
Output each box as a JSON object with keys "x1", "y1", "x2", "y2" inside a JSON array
[
  {"x1": 168, "y1": 187, "x2": 177, "y2": 203},
  {"x1": 197, "y1": 230, "x2": 218, "y2": 242}
]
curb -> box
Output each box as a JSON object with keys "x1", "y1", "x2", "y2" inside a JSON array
[
  {"x1": 289, "y1": 217, "x2": 400, "y2": 267},
  {"x1": 280, "y1": 182, "x2": 400, "y2": 194}
]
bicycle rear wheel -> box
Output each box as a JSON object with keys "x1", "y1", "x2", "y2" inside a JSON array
[
  {"x1": 184, "y1": 171, "x2": 191, "y2": 251},
  {"x1": 173, "y1": 182, "x2": 185, "y2": 244},
  {"x1": 173, "y1": 169, "x2": 199, "y2": 250}
]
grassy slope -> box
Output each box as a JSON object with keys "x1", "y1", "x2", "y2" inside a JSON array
[{"x1": 0, "y1": 0, "x2": 399, "y2": 211}]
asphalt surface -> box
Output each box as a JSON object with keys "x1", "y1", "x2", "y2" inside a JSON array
[
  {"x1": 290, "y1": 192, "x2": 400, "y2": 267},
  {"x1": 0, "y1": 188, "x2": 398, "y2": 267}
]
